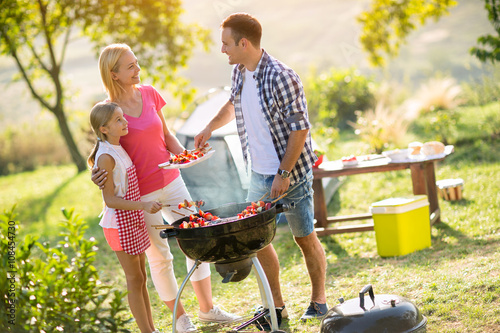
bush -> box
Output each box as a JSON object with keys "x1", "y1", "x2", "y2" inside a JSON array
[
  {"x1": 349, "y1": 102, "x2": 410, "y2": 153},
  {"x1": 305, "y1": 67, "x2": 376, "y2": 129},
  {"x1": 411, "y1": 102, "x2": 500, "y2": 146},
  {"x1": 412, "y1": 77, "x2": 464, "y2": 114},
  {"x1": 0, "y1": 207, "x2": 132, "y2": 332},
  {"x1": 402, "y1": 76, "x2": 465, "y2": 145}
]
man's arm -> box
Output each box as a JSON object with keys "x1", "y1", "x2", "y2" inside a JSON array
[
  {"x1": 194, "y1": 100, "x2": 236, "y2": 148},
  {"x1": 270, "y1": 129, "x2": 309, "y2": 198},
  {"x1": 91, "y1": 167, "x2": 107, "y2": 189}
]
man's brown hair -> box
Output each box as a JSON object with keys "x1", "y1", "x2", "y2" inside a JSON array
[{"x1": 221, "y1": 12, "x2": 262, "y2": 47}]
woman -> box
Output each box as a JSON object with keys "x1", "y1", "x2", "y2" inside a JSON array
[{"x1": 92, "y1": 43, "x2": 239, "y2": 332}]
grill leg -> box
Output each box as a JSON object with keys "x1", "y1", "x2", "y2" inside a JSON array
[
  {"x1": 251, "y1": 255, "x2": 280, "y2": 332},
  {"x1": 172, "y1": 259, "x2": 201, "y2": 333}
]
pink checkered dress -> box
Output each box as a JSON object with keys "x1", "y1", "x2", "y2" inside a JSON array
[{"x1": 115, "y1": 164, "x2": 151, "y2": 255}]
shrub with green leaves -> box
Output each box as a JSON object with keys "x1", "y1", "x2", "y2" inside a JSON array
[
  {"x1": 0, "y1": 207, "x2": 132, "y2": 333},
  {"x1": 305, "y1": 67, "x2": 376, "y2": 129}
]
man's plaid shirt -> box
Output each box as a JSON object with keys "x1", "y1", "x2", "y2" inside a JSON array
[{"x1": 229, "y1": 50, "x2": 317, "y2": 185}]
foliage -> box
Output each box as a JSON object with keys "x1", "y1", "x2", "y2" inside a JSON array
[
  {"x1": 398, "y1": 76, "x2": 464, "y2": 145},
  {"x1": 411, "y1": 101, "x2": 500, "y2": 146},
  {"x1": 305, "y1": 67, "x2": 377, "y2": 129},
  {"x1": 0, "y1": 207, "x2": 132, "y2": 332},
  {"x1": 311, "y1": 126, "x2": 339, "y2": 158},
  {"x1": 461, "y1": 63, "x2": 500, "y2": 106},
  {"x1": 418, "y1": 108, "x2": 461, "y2": 146},
  {"x1": 413, "y1": 77, "x2": 464, "y2": 114},
  {"x1": 0, "y1": 121, "x2": 71, "y2": 176},
  {"x1": 0, "y1": 0, "x2": 211, "y2": 172},
  {"x1": 349, "y1": 101, "x2": 410, "y2": 153},
  {"x1": 470, "y1": 0, "x2": 500, "y2": 63},
  {"x1": 357, "y1": 0, "x2": 457, "y2": 67}
]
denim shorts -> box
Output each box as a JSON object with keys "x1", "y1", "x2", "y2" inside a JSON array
[{"x1": 246, "y1": 170, "x2": 315, "y2": 238}]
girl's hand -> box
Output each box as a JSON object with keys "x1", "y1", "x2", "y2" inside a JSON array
[
  {"x1": 143, "y1": 201, "x2": 162, "y2": 214},
  {"x1": 91, "y1": 166, "x2": 108, "y2": 190}
]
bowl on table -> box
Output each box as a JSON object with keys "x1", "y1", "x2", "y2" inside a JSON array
[
  {"x1": 382, "y1": 149, "x2": 409, "y2": 162},
  {"x1": 341, "y1": 155, "x2": 359, "y2": 167}
]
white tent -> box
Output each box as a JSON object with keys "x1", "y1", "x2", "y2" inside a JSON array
[
  {"x1": 176, "y1": 87, "x2": 249, "y2": 209},
  {"x1": 176, "y1": 87, "x2": 339, "y2": 211}
]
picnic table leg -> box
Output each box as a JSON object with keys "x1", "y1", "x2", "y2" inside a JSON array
[
  {"x1": 313, "y1": 178, "x2": 328, "y2": 228},
  {"x1": 410, "y1": 162, "x2": 441, "y2": 226},
  {"x1": 410, "y1": 164, "x2": 426, "y2": 195},
  {"x1": 423, "y1": 162, "x2": 441, "y2": 225}
]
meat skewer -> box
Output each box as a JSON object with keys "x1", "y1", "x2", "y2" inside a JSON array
[
  {"x1": 258, "y1": 192, "x2": 269, "y2": 201},
  {"x1": 153, "y1": 195, "x2": 287, "y2": 230},
  {"x1": 271, "y1": 192, "x2": 288, "y2": 204},
  {"x1": 151, "y1": 225, "x2": 175, "y2": 229}
]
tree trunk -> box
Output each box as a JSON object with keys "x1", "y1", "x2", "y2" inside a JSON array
[{"x1": 53, "y1": 105, "x2": 87, "y2": 173}]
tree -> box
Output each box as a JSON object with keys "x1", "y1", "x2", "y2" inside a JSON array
[
  {"x1": 0, "y1": 0, "x2": 211, "y2": 172},
  {"x1": 357, "y1": 0, "x2": 458, "y2": 67},
  {"x1": 358, "y1": 0, "x2": 500, "y2": 66},
  {"x1": 470, "y1": 0, "x2": 500, "y2": 63}
]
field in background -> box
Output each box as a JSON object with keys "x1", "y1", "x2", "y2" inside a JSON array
[{"x1": 0, "y1": 0, "x2": 494, "y2": 129}]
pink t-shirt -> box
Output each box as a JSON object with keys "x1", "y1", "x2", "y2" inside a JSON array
[{"x1": 119, "y1": 85, "x2": 179, "y2": 196}]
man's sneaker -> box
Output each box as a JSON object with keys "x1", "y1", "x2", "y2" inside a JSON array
[
  {"x1": 300, "y1": 301, "x2": 329, "y2": 321},
  {"x1": 176, "y1": 314, "x2": 197, "y2": 333},
  {"x1": 253, "y1": 305, "x2": 286, "y2": 331},
  {"x1": 198, "y1": 305, "x2": 242, "y2": 323}
]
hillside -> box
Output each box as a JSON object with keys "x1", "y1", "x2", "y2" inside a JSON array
[{"x1": 0, "y1": 0, "x2": 495, "y2": 129}]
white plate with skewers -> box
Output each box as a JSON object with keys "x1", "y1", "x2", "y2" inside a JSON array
[{"x1": 158, "y1": 149, "x2": 215, "y2": 169}]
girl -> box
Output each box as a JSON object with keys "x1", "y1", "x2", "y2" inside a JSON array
[{"x1": 88, "y1": 101, "x2": 162, "y2": 333}]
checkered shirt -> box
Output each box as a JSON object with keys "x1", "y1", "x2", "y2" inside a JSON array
[
  {"x1": 229, "y1": 50, "x2": 317, "y2": 185},
  {"x1": 115, "y1": 164, "x2": 151, "y2": 255}
]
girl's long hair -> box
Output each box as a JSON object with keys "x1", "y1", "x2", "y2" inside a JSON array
[
  {"x1": 98, "y1": 43, "x2": 132, "y2": 101},
  {"x1": 87, "y1": 102, "x2": 120, "y2": 168}
]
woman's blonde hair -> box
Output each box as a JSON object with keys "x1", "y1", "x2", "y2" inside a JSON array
[
  {"x1": 87, "y1": 101, "x2": 120, "y2": 168},
  {"x1": 98, "y1": 43, "x2": 133, "y2": 101}
]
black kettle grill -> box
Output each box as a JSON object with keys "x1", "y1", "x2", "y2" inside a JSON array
[
  {"x1": 159, "y1": 201, "x2": 289, "y2": 333},
  {"x1": 320, "y1": 284, "x2": 427, "y2": 333}
]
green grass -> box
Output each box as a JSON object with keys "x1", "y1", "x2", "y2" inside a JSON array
[{"x1": 2, "y1": 105, "x2": 500, "y2": 332}]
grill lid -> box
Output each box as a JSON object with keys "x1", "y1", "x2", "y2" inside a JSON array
[{"x1": 320, "y1": 285, "x2": 427, "y2": 333}]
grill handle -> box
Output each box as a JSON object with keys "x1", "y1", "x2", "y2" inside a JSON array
[
  {"x1": 160, "y1": 229, "x2": 178, "y2": 239},
  {"x1": 359, "y1": 284, "x2": 376, "y2": 310},
  {"x1": 275, "y1": 203, "x2": 291, "y2": 214}
]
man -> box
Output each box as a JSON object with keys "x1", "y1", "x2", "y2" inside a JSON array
[{"x1": 194, "y1": 12, "x2": 328, "y2": 324}]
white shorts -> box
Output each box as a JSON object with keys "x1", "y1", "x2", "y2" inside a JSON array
[{"x1": 141, "y1": 176, "x2": 211, "y2": 301}]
